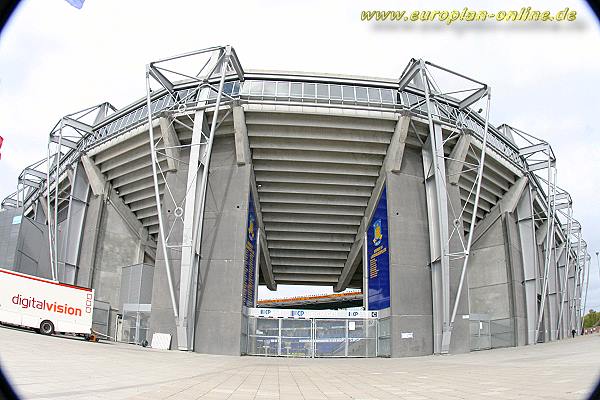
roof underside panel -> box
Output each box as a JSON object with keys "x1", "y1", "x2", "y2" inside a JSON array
[{"x1": 247, "y1": 111, "x2": 395, "y2": 286}]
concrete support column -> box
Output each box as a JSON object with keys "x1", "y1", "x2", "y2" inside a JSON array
[
  {"x1": 386, "y1": 145, "x2": 433, "y2": 357},
  {"x1": 150, "y1": 115, "x2": 253, "y2": 355},
  {"x1": 516, "y1": 184, "x2": 538, "y2": 344},
  {"x1": 77, "y1": 192, "x2": 105, "y2": 288},
  {"x1": 57, "y1": 162, "x2": 90, "y2": 284},
  {"x1": 193, "y1": 133, "x2": 252, "y2": 354}
]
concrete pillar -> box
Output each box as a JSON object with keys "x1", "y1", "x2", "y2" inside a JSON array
[
  {"x1": 193, "y1": 133, "x2": 252, "y2": 355},
  {"x1": 504, "y1": 212, "x2": 528, "y2": 346},
  {"x1": 77, "y1": 193, "x2": 105, "y2": 288},
  {"x1": 149, "y1": 126, "x2": 253, "y2": 354},
  {"x1": 386, "y1": 145, "x2": 433, "y2": 357}
]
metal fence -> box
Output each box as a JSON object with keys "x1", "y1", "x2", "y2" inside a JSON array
[
  {"x1": 247, "y1": 316, "x2": 378, "y2": 358},
  {"x1": 470, "y1": 316, "x2": 515, "y2": 351},
  {"x1": 119, "y1": 264, "x2": 154, "y2": 345}
]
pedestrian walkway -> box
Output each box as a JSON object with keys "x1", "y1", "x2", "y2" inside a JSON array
[{"x1": 0, "y1": 326, "x2": 598, "y2": 399}]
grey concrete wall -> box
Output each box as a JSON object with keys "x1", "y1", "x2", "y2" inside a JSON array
[
  {"x1": 446, "y1": 183, "x2": 470, "y2": 354},
  {"x1": 14, "y1": 216, "x2": 52, "y2": 279},
  {"x1": 149, "y1": 133, "x2": 252, "y2": 355},
  {"x1": 91, "y1": 198, "x2": 141, "y2": 336},
  {"x1": 385, "y1": 142, "x2": 470, "y2": 357},
  {"x1": 0, "y1": 207, "x2": 52, "y2": 279},
  {"x1": 0, "y1": 208, "x2": 23, "y2": 270},
  {"x1": 469, "y1": 215, "x2": 511, "y2": 321},
  {"x1": 386, "y1": 145, "x2": 433, "y2": 357},
  {"x1": 468, "y1": 209, "x2": 531, "y2": 348},
  {"x1": 194, "y1": 133, "x2": 251, "y2": 354}
]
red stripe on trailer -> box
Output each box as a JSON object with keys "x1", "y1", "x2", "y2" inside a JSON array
[{"x1": 0, "y1": 268, "x2": 92, "y2": 292}]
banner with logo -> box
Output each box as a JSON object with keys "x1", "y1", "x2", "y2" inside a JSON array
[
  {"x1": 243, "y1": 191, "x2": 258, "y2": 307},
  {"x1": 367, "y1": 186, "x2": 390, "y2": 310}
]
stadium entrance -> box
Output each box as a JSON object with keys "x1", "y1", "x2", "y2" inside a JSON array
[{"x1": 244, "y1": 308, "x2": 388, "y2": 358}]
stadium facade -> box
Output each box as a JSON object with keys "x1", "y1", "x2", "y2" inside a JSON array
[{"x1": 0, "y1": 46, "x2": 591, "y2": 357}]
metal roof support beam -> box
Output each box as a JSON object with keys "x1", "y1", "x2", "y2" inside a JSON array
[
  {"x1": 519, "y1": 143, "x2": 548, "y2": 157},
  {"x1": 458, "y1": 86, "x2": 488, "y2": 110},
  {"x1": 2, "y1": 197, "x2": 17, "y2": 207},
  {"x1": 23, "y1": 168, "x2": 47, "y2": 180},
  {"x1": 398, "y1": 59, "x2": 421, "y2": 91},
  {"x1": 446, "y1": 132, "x2": 471, "y2": 185},
  {"x1": 528, "y1": 160, "x2": 555, "y2": 172},
  {"x1": 50, "y1": 135, "x2": 78, "y2": 150},
  {"x1": 63, "y1": 117, "x2": 93, "y2": 135},
  {"x1": 19, "y1": 178, "x2": 40, "y2": 189},
  {"x1": 148, "y1": 65, "x2": 174, "y2": 95}
]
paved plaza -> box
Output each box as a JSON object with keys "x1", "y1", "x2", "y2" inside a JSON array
[{"x1": 0, "y1": 326, "x2": 598, "y2": 400}]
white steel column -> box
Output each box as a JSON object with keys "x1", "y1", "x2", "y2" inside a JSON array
[
  {"x1": 145, "y1": 67, "x2": 179, "y2": 323},
  {"x1": 420, "y1": 62, "x2": 451, "y2": 355}
]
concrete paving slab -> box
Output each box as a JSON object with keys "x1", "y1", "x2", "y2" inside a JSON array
[{"x1": 0, "y1": 325, "x2": 598, "y2": 399}]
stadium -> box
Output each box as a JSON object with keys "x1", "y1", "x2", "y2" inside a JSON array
[{"x1": 0, "y1": 45, "x2": 590, "y2": 358}]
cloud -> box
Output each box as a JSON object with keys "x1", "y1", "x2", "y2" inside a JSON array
[{"x1": 0, "y1": 0, "x2": 599, "y2": 304}]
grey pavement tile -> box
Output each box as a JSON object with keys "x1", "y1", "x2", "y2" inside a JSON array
[{"x1": 1, "y1": 327, "x2": 599, "y2": 400}]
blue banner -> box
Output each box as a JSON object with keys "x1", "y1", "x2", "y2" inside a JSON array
[
  {"x1": 243, "y1": 191, "x2": 258, "y2": 307},
  {"x1": 367, "y1": 187, "x2": 390, "y2": 310}
]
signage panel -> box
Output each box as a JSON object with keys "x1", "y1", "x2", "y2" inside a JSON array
[
  {"x1": 247, "y1": 307, "x2": 379, "y2": 319},
  {"x1": 242, "y1": 191, "x2": 258, "y2": 307},
  {"x1": 367, "y1": 187, "x2": 390, "y2": 310}
]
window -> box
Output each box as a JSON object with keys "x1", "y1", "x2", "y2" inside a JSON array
[
  {"x1": 263, "y1": 81, "x2": 276, "y2": 96},
  {"x1": 317, "y1": 84, "x2": 329, "y2": 99},
  {"x1": 342, "y1": 86, "x2": 355, "y2": 101},
  {"x1": 356, "y1": 87, "x2": 368, "y2": 102},
  {"x1": 291, "y1": 82, "x2": 302, "y2": 97},
  {"x1": 330, "y1": 85, "x2": 342, "y2": 100},
  {"x1": 249, "y1": 81, "x2": 263, "y2": 96},
  {"x1": 381, "y1": 89, "x2": 395, "y2": 104},
  {"x1": 304, "y1": 83, "x2": 316, "y2": 98},
  {"x1": 276, "y1": 82, "x2": 289, "y2": 97},
  {"x1": 368, "y1": 88, "x2": 381, "y2": 103}
]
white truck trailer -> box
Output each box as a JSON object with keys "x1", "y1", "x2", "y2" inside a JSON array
[{"x1": 0, "y1": 267, "x2": 94, "y2": 336}]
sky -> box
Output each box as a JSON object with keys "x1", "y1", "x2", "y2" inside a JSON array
[{"x1": 0, "y1": 0, "x2": 599, "y2": 309}]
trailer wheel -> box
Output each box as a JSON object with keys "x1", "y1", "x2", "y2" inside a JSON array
[{"x1": 39, "y1": 320, "x2": 54, "y2": 335}]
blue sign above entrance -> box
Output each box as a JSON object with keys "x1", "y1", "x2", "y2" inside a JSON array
[{"x1": 367, "y1": 187, "x2": 390, "y2": 310}]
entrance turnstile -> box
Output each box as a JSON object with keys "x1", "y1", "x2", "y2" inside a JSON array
[{"x1": 245, "y1": 308, "x2": 382, "y2": 358}]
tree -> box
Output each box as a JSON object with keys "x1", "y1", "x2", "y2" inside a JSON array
[{"x1": 583, "y1": 310, "x2": 600, "y2": 328}]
